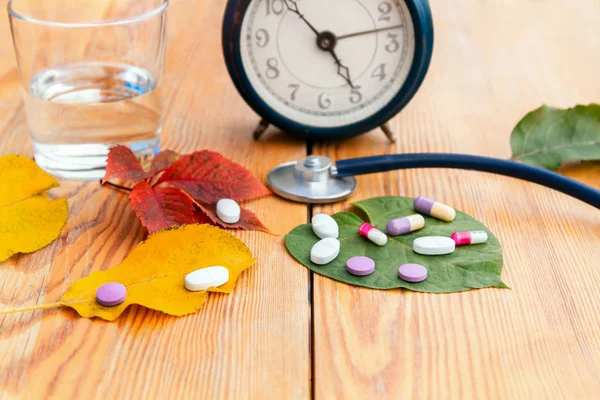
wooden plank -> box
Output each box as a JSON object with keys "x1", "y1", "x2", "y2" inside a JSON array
[
  {"x1": 313, "y1": 0, "x2": 600, "y2": 398},
  {"x1": 0, "y1": 1, "x2": 310, "y2": 398}
]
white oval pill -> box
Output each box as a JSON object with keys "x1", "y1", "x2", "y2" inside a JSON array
[
  {"x1": 185, "y1": 266, "x2": 230, "y2": 291},
  {"x1": 216, "y1": 198, "x2": 241, "y2": 224},
  {"x1": 310, "y1": 238, "x2": 340, "y2": 265},
  {"x1": 413, "y1": 236, "x2": 456, "y2": 255},
  {"x1": 311, "y1": 213, "x2": 339, "y2": 239}
]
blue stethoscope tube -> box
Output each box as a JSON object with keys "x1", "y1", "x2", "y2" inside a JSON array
[{"x1": 334, "y1": 153, "x2": 600, "y2": 209}]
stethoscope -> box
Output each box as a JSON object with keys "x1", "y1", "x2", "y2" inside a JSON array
[{"x1": 268, "y1": 153, "x2": 600, "y2": 209}]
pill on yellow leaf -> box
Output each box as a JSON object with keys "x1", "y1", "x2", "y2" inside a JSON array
[
  {"x1": 59, "y1": 224, "x2": 255, "y2": 321},
  {"x1": 0, "y1": 155, "x2": 68, "y2": 262}
]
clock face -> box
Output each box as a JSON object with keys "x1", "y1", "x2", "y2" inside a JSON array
[{"x1": 239, "y1": 0, "x2": 416, "y2": 128}]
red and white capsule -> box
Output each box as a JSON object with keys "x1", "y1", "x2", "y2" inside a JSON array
[
  {"x1": 359, "y1": 223, "x2": 388, "y2": 246},
  {"x1": 451, "y1": 230, "x2": 488, "y2": 246}
]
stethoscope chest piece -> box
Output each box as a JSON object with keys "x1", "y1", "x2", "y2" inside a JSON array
[{"x1": 267, "y1": 155, "x2": 356, "y2": 204}]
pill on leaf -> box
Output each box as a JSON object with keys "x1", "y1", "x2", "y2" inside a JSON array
[
  {"x1": 413, "y1": 236, "x2": 456, "y2": 255},
  {"x1": 346, "y1": 256, "x2": 375, "y2": 276},
  {"x1": 96, "y1": 282, "x2": 127, "y2": 307},
  {"x1": 310, "y1": 238, "x2": 340, "y2": 265},
  {"x1": 386, "y1": 214, "x2": 425, "y2": 236},
  {"x1": 414, "y1": 196, "x2": 456, "y2": 222},
  {"x1": 185, "y1": 266, "x2": 230, "y2": 291},
  {"x1": 451, "y1": 230, "x2": 488, "y2": 246},
  {"x1": 358, "y1": 223, "x2": 388, "y2": 246},
  {"x1": 216, "y1": 198, "x2": 241, "y2": 224},
  {"x1": 398, "y1": 263, "x2": 428, "y2": 282},
  {"x1": 311, "y1": 213, "x2": 339, "y2": 239}
]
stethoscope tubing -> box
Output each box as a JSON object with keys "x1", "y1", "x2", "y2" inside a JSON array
[{"x1": 334, "y1": 153, "x2": 600, "y2": 209}]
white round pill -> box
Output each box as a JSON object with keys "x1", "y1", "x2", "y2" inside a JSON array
[
  {"x1": 310, "y1": 238, "x2": 340, "y2": 265},
  {"x1": 413, "y1": 236, "x2": 456, "y2": 255},
  {"x1": 216, "y1": 198, "x2": 241, "y2": 224},
  {"x1": 185, "y1": 266, "x2": 230, "y2": 291},
  {"x1": 311, "y1": 213, "x2": 339, "y2": 239}
]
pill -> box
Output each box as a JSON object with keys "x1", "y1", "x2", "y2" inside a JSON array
[
  {"x1": 216, "y1": 198, "x2": 241, "y2": 224},
  {"x1": 311, "y1": 213, "x2": 339, "y2": 239},
  {"x1": 398, "y1": 263, "x2": 428, "y2": 282},
  {"x1": 451, "y1": 230, "x2": 488, "y2": 246},
  {"x1": 359, "y1": 223, "x2": 388, "y2": 246},
  {"x1": 386, "y1": 214, "x2": 425, "y2": 236},
  {"x1": 185, "y1": 266, "x2": 230, "y2": 291},
  {"x1": 413, "y1": 236, "x2": 456, "y2": 255},
  {"x1": 346, "y1": 256, "x2": 375, "y2": 276},
  {"x1": 310, "y1": 237, "x2": 340, "y2": 265},
  {"x1": 96, "y1": 282, "x2": 127, "y2": 307},
  {"x1": 414, "y1": 196, "x2": 456, "y2": 222}
]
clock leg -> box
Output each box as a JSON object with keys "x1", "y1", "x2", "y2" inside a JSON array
[
  {"x1": 380, "y1": 123, "x2": 397, "y2": 143},
  {"x1": 253, "y1": 119, "x2": 270, "y2": 140}
]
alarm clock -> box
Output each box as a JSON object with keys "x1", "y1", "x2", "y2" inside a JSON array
[{"x1": 222, "y1": 0, "x2": 433, "y2": 141}]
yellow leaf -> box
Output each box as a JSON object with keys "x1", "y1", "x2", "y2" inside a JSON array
[
  {"x1": 60, "y1": 224, "x2": 255, "y2": 321},
  {"x1": 0, "y1": 155, "x2": 68, "y2": 261}
]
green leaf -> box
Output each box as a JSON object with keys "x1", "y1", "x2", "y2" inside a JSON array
[
  {"x1": 285, "y1": 196, "x2": 506, "y2": 293},
  {"x1": 510, "y1": 104, "x2": 600, "y2": 170}
]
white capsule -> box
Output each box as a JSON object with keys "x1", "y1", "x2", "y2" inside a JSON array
[
  {"x1": 311, "y1": 213, "x2": 339, "y2": 239},
  {"x1": 310, "y1": 238, "x2": 340, "y2": 265},
  {"x1": 359, "y1": 223, "x2": 388, "y2": 246},
  {"x1": 216, "y1": 198, "x2": 241, "y2": 224},
  {"x1": 413, "y1": 236, "x2": 456, "y2": 255},
  {"x1": 185, "y1": 266, "x2": 230, "y2": 291}
]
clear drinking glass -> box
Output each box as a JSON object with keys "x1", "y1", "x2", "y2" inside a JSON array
[{"x1": 8, "y1": 0, "x2": 168, "y2": 179}]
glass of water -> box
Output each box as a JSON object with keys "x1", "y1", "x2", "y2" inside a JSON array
[{"x1": 8, "y1": 0, "x2": 168, "y2": 179}]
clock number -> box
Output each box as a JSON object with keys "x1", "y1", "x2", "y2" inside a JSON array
[
  {"x1": 385, "y1": 33, "x2": 400, "y2": 53},
  {"x1": 266, "y1": 0, "x2": 285, "y2": 16},
  {"x1": 349, "y1": 87, "x2": 363, "y2": 104},
  {"x1": 378, "y1": 2, "x2": 392, "y2": 21},
  {"x1": 265, "y1": 58, "x2": 280, "y2": 79},
  {"x1": 371, "y1": 63, "x2": 387, "y2": 82},
  {"x1": 288, "y1": 84, "x2": 300, "y2": 101},
  {"x1": 255, "y1": 29, "x2": 270, "y2": 48},
  {"x1": 318, "y1": 92, "x2": 332, "y2": 109}
]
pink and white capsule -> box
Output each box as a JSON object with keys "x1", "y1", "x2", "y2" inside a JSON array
[
  {"x1": 451, "y1": 230, "x2": 488, "y2": 246},
  {"x1": 359, "y1": 223, "x2": 388, "y2": 246}
]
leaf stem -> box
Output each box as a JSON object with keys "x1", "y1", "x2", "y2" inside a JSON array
[
  {"x1": 101, "y1": 180, "x2": 133, "y2": 192},
  {"x1": 0, "y1": 302, "x2": 63, "y2": 315}
]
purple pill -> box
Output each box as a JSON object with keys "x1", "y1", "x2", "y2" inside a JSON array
[
  {"x1": 346, "y1": 256, "x2": 375, "y2": 276},
  {"x1": 398, "y1": 263, "x2": 428, "y2": 283},
  {"x1": 386, "y1": 214, "x2": 425, "y2": 236},
  {"x1": 96, "y1": 282, "x2": 127, "y2": 307},
  {"x1": 414, "y1": 196, "x2": 435, "y2": 214}
]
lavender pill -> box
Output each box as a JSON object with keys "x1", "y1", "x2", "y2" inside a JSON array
[
  {"x1": 398, "y1": 263, "x2": 428, "y2": 283},
  {"x1": 96, "y1": 282, "x2": 127, "y2": 307},
  {"x1": 346, "y1": 256, "x2": 375, "y2": 276}
]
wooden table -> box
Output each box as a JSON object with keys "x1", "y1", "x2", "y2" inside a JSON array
[{"x1": 1, "y1": 1, "x2": 599, "y2": 398}]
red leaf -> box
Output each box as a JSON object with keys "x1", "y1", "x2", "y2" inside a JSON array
[
  {"x1": 102, "y1": 145, "x2": 152, "y2": 184},
  {"x1": 150, "y1": 150, "x2": 181, "y2": 174},
  {"x1": 195, "y1": 202, "x2": 274, "y2": 235},
  {"x1": 155, "y1": 150, "x2": 271, "y2": 204},
  {"x1": 129, "y1": 181, "x2": 195, "y2": 234}
]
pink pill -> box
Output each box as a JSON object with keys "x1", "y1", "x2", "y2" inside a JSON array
[
  {"x1": 398, "y1": 263, "x2": 428, "y2": 283},
  {"x1": 96, "y1": 282, "x2": 127, "y2": 307},
  {"x1": 346, "y1": 256, "x2": 375, "y2": 276}
]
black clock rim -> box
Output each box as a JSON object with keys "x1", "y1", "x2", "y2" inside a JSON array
[{"x1": 222, "y1": 0, "x2": 434, "y2": 141}]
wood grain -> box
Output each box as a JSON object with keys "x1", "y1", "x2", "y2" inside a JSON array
[
  {"x1": 0, "y1": 1, "x2": 309, "y2": 399},
  {"x1": 1, "y1": 0, "x2": 599, "y2": 399},
  {"x1": 313, "y1": 0, "x2": 600, "y2": 399}
]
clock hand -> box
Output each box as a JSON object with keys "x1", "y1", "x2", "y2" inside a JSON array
[
  {"x1": 283, "y1": 0, "x2": 355, "y2": 88},
  {"x1": 337, "y1": 24, "x2": 403, "y2": 40},
  {"x1": 283, "y1": 0, "x2": 319, "y2": 36},
  {"x1": 328, "y1": 48, "x2": 355, "y2": 88}
]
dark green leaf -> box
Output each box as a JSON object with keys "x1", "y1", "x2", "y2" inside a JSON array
[
  {"x1": 285, "y1": 196, "x2": 506, "y2": 293},
  {"x1": 510, "y1": 104, "x2": 600, "y2": 170}
]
